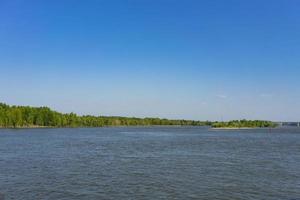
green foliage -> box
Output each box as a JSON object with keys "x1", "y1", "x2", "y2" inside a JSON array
[
  {"x1": 211, "y1": 119, "x2": 277, "y2": 128},
  {"x1": 0, "y1": 103, "x2": 210, "y2": 128},
  {"x1": 0, "y1": 103, "x2": 277, "y2": 128}
]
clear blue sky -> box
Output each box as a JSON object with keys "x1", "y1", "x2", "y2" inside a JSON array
[{"x1": 0, "y1": 0, "x2": 299, "y2": 121}]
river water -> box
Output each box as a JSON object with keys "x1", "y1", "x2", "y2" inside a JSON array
[{"x1": 0, "y1": 127, "x2": 299, "y2": 200}]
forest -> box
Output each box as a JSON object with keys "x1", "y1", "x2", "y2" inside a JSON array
[
  {"x1": 0, "y1": 103, "x2": 277, "y2": 128},
  {"x1": 211, "y1": 120, "x2": 277, "y2": 128},
  {"x1": 0, "y1": 103, "x2": 211, "y2": 128}
]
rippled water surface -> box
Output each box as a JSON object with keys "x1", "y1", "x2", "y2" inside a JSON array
[{"x1": 0, "y1": 127, "x2": 300, "y2": 200}]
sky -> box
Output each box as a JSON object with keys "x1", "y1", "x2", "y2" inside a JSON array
[{"x1": 0, "y1": 0, "x2": 299, "y2": 121}]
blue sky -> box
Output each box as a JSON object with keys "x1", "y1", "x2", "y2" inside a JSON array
[{"x1": 0, "y1": 0, "x2": 299, "y2": 121}]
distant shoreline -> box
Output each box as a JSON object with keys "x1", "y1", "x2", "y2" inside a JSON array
[
  {"x1": 0, "y1": 126, "x2": 275, "y2": 130},
  {"x1": 211, "y1": 127, "x2": 274, "y2": 130},
  {"x1": 0, "y1": 102, "x2": 277, "y2": 129},
  {"x1": 211, "y1": 126, "x2": 277, "y2": 130},
  {"x1": 0, "y1": 125, "x2": 51, "y2": 129},
  {"x1": 0, "y1": 125, "x2": 207, "y2": 129}
]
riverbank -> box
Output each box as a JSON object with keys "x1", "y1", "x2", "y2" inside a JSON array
[
  {"x1": 0, "y1": 125, "x2": 207, "y2": 129},
  {"x1": 211, "y1": 127, "x2": 261, "y2": 130},
  {"x1": 0, "y1": 125, "x2": 51, "y2": 129}
]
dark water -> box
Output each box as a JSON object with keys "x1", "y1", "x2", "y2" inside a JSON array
[{"x1": 0, "y1": 127, "x2": 300, "y2": 200}]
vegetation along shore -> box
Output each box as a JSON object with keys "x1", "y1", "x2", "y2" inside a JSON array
[
  {"x1": 211, "y1": 120, "x2": 277, "y2": 129},
  {"x1": 0, "y1": 103, "x2": 277, "y2": 128}
]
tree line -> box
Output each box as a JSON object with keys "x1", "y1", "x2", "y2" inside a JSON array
[
  {"x1": 0, "y1": 103, "x2": 277, "y2": 128},
  {"x1": 0, "y1": 103, "x2": 211, "y2": 128},
  {"x1": 211, "y1": 119, "x2": 277, "y2": 128}
]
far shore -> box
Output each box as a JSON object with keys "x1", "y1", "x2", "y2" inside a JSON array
[
  {"x1": 0, "y1": 125, "x2": 207, "y2": 129},
  {"x1": 0, "y1": 126, "x2": 276, "y2": 130},
  {"x1": 211, "y1": 127, "x2": 273, "y2": 130},
  {"x1": 0, "y1": 125, "x2": 52, "y2": 129}
]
